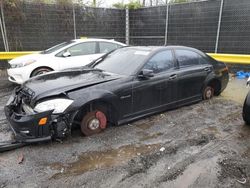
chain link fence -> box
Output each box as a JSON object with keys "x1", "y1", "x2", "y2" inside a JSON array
[
  {"x1": 74, "y1": 6, "x2": 125, "y2": 43},
  {"x1": 0, "y1": 0, "x2": 250, "y2": 54},
  {"x1": 218, "y1": 0, "x2": 250, "y2": 54},
  {"x1": 129, "y1": 6, "x2": 167, "y2": 46},
  {"x1": 0, "y1": 1, "x2": 125, "y2": 51},
  {"x1": 167, "y1": 0, "x2": 221, "y2": 52}
]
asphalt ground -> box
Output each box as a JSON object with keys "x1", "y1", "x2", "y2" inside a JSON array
[{"x1": 0, "y1": 71, "x2": 250, "y2": 188}]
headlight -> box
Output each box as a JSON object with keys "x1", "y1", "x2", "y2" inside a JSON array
[
  {"x1": 34, "y1": 99, "x2": 73, "y2": 114},
  {"x1": 10, "y1": 59, "x2": 36, "y2": 68},
  {"x1": 10, "y1": 64, "x2": 23, "y2": 68}
]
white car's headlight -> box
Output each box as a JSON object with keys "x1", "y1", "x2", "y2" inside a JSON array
[
  {"x1": 10, "y1": 63, "x2": 23, "y2": 68},
  {"x1": 34, "y1": 99, "x2": 73, "y2": 114},
  {"x1": 10, "y1": 59, "x2": 36, "y2": 68}
]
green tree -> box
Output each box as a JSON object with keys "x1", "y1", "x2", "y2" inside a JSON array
[
  {"x1": 56, "y1": 0, "x2": 73, "y2": 5},
  {"x1": 127, "y1": 1, "x2": 142, "y2": 9},
  {"x1": 113, "y1": 0, "x2": 142, "y2": 9},
  {"x1": 112, "y1": 2, "x2": 126, "y2": 9},
  {"x1": 76, "y1": 0, "x2": 103, "y2": 7},
  {"x1": 169, "y1": 0, "x2": 188, "y2": 3}
]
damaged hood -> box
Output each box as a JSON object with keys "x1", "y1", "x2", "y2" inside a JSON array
[{"x1": 22, "y1": 69, "x2": 123, "y2": 102}]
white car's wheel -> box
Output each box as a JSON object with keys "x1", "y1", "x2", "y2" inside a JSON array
[{"x1": 31, "y1": 67, "x2": 53, "y2": 77}]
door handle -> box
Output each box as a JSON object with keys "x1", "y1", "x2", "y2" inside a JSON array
[
  {"x1": 204, "y1": 67, "x2": 211, "y2": 72},
  {"x1": 169, "y1": 74, "x2": 177, "y2": 80}
]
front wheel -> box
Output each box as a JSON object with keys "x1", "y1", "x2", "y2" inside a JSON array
[
  {"x1": 31, "y1": 67, "x2": 52, "y2": 77},
  {"x1": 80, "y1": 110, "x2": 107, "y2": 136},
  {"x1": 202, "y1": 86, "x2": 214, "y2": 100}
]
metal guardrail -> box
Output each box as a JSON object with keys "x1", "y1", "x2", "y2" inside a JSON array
[
  {"x1": 207, "y1": 53, "x2": 250, "y2": 64},
  {"x1": 0, "y1": 51, "x2": 39, "y2": 60},
  {"x1": 0, "y1": 51, "x2": 250, "y2": 64}
]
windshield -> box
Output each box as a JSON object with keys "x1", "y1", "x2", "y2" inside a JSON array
[
  {"x1": 41, "y1": 41, "x2": 75, "y2": 54},
  {"x1": 94, "y1": 48, "x2": 151, "y2": 75}
]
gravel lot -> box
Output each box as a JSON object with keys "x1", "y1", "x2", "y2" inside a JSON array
[{"x1": 0, "y1": 73, "x2": 250, "y2": 188}]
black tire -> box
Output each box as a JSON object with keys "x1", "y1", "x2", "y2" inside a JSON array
[
  {"x1": 243, "y1": 95, "x2": 250, "y2": 125},
  {"x1": 202, "y1": 86, "x2": 214, "y2": 100},
  {"x1": 31, "y1": 67, "x2": 52, "y2": 77},
  {"x1": 80, "y1": 109, "x2": 107, "y2": 136}
]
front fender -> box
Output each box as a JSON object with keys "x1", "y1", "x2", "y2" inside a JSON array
[{"x1": 66, "y1": 89, "x2": 119, "y2": 112}]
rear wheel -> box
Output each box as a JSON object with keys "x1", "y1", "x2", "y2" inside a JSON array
[
  {"x1": 80, "y1": 110, "x2": 107, "y2": 136},
  {"x1": 202, "y1": 86, "x2": 214, "y2": 100},
  {"x1": 31, "y1": 67, "x2": 52, "y2": 77},
  {"x1": 243, "y1": 96, "x2": 250, "y2": 125}
]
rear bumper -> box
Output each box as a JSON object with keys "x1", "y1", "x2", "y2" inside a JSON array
[
  {"x1": 4, "y1": 105, "x2": 53, "y2": 143},
  {"x1": 221, "y1": 72, "x2": 229, "y2": 92}
]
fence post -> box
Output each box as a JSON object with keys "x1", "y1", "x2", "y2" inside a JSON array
[
  {"x1": 0, "y1": 8, "x2": 6, "y2": 51},
  {"x1": 125, "y1": 8, "x2": 129, "y2": 45},
  {"x1": 0, "y1": 1, "x2": 9, "y2": 51},
  {"x1": 164, "y1": 2, "x2": 169, "y2": 46},
  {"x1": 215, "y1": 0, "x2": 224, "y2": 53},
  {"x1": 73, "y1": 3, "x2": 76, "y2": 39}
]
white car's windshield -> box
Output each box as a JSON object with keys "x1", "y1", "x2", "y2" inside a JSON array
[
  {"x1": 94, "y1": 48, "x2": 151, "y2": 76},
  {"x1": 41, "y1": 41, "x2": 75, "y2": 54}
]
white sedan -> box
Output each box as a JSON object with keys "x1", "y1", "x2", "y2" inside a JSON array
[{"x1": 7, "y1": 38, "x2": 126, "y2": 84}]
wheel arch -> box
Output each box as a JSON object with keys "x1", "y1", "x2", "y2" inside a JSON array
[
  {"x1": 30, "y1": 66, "x2": 54, "y2": 78},
  {"x1": 202, "y1": 78, "x2": 222, "y2": 96},
  {"x1": 73, "y1": 99, "x2": 119, "y2": 126}
]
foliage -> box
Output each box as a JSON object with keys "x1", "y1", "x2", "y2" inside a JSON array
[
  {"x1": 56, "y1": 0, "x2": 73, "y2": 5},
  {"x1": 112, "y1": 2, "x2": 125, "y2": 9},
  {"x1": 127, "y1": 1, "x2": 143, "y2": 9},
  {"x1": 2, "y1": 0, "x2": 24, "y2": 21},
  {"x1": 2, "y1": 0, "x2": 20, "y2": 7},
  {"x1": 169, "y1": 0, "x2": 188, "y2": 3},
  {"x1": 76, "y1": 0, "x2": 104, "y2": 7},
  {"x1": 113, "y1": 0, "x2": 143, "y2": 9},
  {"x1": 2, "y1": 0, "x2": 74, "y2": 5}
]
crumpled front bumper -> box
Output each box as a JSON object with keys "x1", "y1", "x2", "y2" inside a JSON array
[{"x1": 4, "y1": 102, "x2": 54, "y2": 143}]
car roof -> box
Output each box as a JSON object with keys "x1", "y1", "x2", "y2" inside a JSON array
[
  {"x1": 71, "y1": 38, "x2": 126, "y2": 46},
  {"x1": 124, "y1": 45, "x2": 202, "y2": 52}
]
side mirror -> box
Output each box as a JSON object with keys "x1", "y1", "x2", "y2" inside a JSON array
[
  {"x1": 62, "y1": 51, "x2": 71, "y2": 57},
  {"x1": 138, "y1": 69, "x2": 154, "y2": 79}
]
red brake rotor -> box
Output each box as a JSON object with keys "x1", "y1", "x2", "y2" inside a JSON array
[{"x1": 95, "y1": 111, "x2": 107, "y2": 129}]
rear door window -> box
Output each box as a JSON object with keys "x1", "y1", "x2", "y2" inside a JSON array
[
  {"x1": 99, "y1": 42, "x2": 121, "y2": 53},
  {"x1": 175, "y1": 49, "x2": 201, "y2": 67}
]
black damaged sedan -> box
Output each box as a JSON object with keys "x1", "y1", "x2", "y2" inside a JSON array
[{"x1": 5, "y1": 46, "x2": 229, "y2": 143}]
